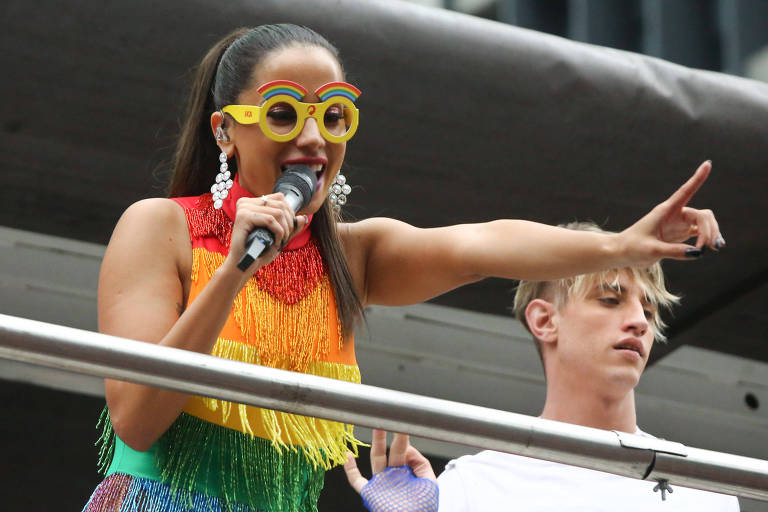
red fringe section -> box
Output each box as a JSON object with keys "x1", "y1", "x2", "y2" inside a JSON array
[{"x1": 181, "y1": 194, "x2": 326, "y2": 304}]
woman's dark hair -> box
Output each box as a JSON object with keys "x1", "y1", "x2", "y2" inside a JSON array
[{"x1": 168, "y1": 24, "x2": 363, "y2": 337}]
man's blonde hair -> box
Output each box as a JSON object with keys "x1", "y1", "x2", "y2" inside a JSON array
[{"x1": 512, "y1": 222, "x2": 680, "y2": 361}]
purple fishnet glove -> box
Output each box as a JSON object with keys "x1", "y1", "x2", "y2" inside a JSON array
[{"x1": 360, "y1": 466, "x2": 439, "y2": 512}]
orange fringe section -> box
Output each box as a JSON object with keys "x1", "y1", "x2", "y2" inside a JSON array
[{"x1": 191, "y1": 248, "x2": 344, "y2": 372}]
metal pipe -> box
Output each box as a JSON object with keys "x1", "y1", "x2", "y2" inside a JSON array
[{"x1": 1, "y1": 313, "x2": 766, "y2": 500}]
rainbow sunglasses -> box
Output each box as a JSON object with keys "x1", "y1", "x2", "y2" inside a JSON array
[{"x1": 222, "y1": 80, "x2": 361, "y2": 143}]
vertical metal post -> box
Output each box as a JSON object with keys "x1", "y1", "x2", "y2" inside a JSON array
[
  {"x1": 498, "y1": 0, "x2": 568, "y2": 36},
  {"x1": 567, "y1": 0, "x2": 641, "y2": 51},
  {"x1": 641, "y1": 0, "x2": 720, "y2": 71},
  {"x1": 718, "y1": 0, "x2": 768, "y2": 76}
]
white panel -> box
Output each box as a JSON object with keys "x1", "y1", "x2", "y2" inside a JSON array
[
  {"x1": 747, "y1": 45, "x2": 768, "y2": 83},
  {"x1": 0, "y1": 226, "x2": 102, "y2": 330}
]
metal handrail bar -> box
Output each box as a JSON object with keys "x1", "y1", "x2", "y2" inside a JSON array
[{"x1": 0, "y1": 313, "x2": 766, "y2": 500}]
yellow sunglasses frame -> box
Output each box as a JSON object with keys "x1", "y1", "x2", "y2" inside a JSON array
[{"x1": 222, "y1": 95, "x2": 360, "y2": 143}]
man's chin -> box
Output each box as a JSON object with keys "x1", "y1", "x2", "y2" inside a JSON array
[{"x1": 607, "y1": 370, "x2": 642, "y2": 392}]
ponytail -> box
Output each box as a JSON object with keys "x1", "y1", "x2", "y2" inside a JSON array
[{"x1": 168, "y1": 28, "x2": 249, "y2": 197}]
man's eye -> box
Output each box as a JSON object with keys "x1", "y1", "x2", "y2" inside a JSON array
[
  {"x1": 598, "y1": 297, "x2": 619, "y2": 305},
  {"x1": 643, "y1": 309, "x2": 655, "y2": 319}
]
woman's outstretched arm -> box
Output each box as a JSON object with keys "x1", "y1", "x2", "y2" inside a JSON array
[{"x1": 345, "y1": 161, "x2": 720, "y2": 307}]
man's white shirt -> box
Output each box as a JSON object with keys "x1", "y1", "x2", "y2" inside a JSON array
[{"x1": 437, "y1": 446, "x2": 739, "y2": 511}]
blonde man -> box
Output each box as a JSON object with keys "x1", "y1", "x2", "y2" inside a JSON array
[{"x1": 346, "y1": 223, "x2": 738, "y2": 511}]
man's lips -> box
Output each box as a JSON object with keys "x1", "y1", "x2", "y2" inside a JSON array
[{"x1": 613, "y1": 337, "x2": 645, "y2": 358}]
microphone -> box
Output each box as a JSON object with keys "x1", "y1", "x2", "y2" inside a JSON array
[{"x1": 237, "y1": 165, "x2": 318, "y2": 271}]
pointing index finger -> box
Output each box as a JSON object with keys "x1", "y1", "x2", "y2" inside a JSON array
[{"x1": 666, "y1": 160, "x2": 711, "y2": 210}]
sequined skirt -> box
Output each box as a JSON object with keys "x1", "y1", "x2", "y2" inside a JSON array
[{"x1": 82, "y1": 473, "x2": 261, "y2": 512}]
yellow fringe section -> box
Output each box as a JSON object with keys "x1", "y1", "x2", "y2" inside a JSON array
[
  {"x1": 208, "y1": 338, "x2": 360, "y2": 381},
  {"x1": 190, "y1": 247, "x2": 202, "y2": 282},
  {"x1": 234, "y1": 275, "x2": 333, "y2": 371},
  {"x1": 189, "y1": 339, "x2": 362, "y2": 468}
]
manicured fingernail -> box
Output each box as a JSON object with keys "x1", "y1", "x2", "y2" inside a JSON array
[
  {"x1": 705, "y1": 159, "x2": 712, "y2": 165},
  {"x1": 715, "y1": 236, "x2": 725, "y2": 249},
  {"x1": 685, "y1": 248, "x2": 702, "y2": 258}
]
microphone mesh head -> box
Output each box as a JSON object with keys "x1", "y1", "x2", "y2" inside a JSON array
[{"x1": 273, "y1": 165, "x2": 318, "y2": 209}]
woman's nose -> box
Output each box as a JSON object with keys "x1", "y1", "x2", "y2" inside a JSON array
[{"x1": 295, "y1": 117, "x2": 324, "y2": 149}]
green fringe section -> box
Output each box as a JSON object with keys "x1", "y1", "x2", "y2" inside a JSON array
[
  {"x1": 97, "y1": 409, "x2": 326, "y2": 511},
  {"x1": 157, "y1": 413, "x2": 325, "y2": 510},
  {"x1": 96, "y1": 406, "x2": 116, "y2": 474}
]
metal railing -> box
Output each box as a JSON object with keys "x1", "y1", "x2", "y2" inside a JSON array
[{"x1": 1, "y1": 313, "x2": 766, "y2": 500}]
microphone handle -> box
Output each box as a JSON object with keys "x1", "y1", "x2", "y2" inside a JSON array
[{"x1": 237, "y1": 190, "x2": 303, "y2": 271}]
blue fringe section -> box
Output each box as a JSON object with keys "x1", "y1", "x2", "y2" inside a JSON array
[{"x1": 82, "y1": 473, "x2": 263, "y2": 512}]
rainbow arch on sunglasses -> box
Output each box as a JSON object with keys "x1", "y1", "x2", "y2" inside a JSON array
[
  {"x1": 316, "y1": 82, "x2": 362, "y2": 102},
  {"x1": 257, "y1": 80, "x2": 308, "y2": 100}
]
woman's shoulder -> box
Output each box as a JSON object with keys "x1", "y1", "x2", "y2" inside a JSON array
[
  {"x1": 125, "y1": 196, "x2": 184, "y2": 213},
  {"x1": 110, "y1": 198, "x2": 189, "y2": 249},
  {"x1": 103, "y1": 198, "x2": 192, "y2": 280},
  {"x1": 119, "y1": 197, "x2": 186, "y2": 228}
]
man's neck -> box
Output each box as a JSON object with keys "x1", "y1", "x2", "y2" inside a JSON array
[{"x1": 539, "y1": 380, "x2": 638, "y2": 433}]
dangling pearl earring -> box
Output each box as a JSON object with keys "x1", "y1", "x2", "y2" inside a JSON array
[
  {"x1": 212, "y1": 126, "x2": 233, "y2": 210},
  {"x1": 211, "y1": 151, "x2": 233, "y2": 210},
  {"x1": 328, "y1": 173, "x2": 352, "y2": 211}
]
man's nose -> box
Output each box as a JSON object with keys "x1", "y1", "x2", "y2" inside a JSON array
[{"x1": 624, "y1": 300, "x2": 649, "y2": 336}]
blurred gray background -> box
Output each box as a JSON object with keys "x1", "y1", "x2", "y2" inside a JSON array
[{"x1": 1, "y1": 0, "x2": 767, "y2": 510}]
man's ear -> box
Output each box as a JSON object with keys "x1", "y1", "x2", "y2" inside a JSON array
[
  {"x1": 210, "y1": 111, "x2": 234, "y2": 156},
  {"x1": 525, "y1": 298, "x2": 558, "y2": 346}
]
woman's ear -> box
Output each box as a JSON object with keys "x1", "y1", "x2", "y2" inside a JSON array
[
  {"x1": 525, "y1": 298, "x2": 558, "y2": 346},
  {"x1": 210, "y1": 111, "x2": 234, "y2": 156}
]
